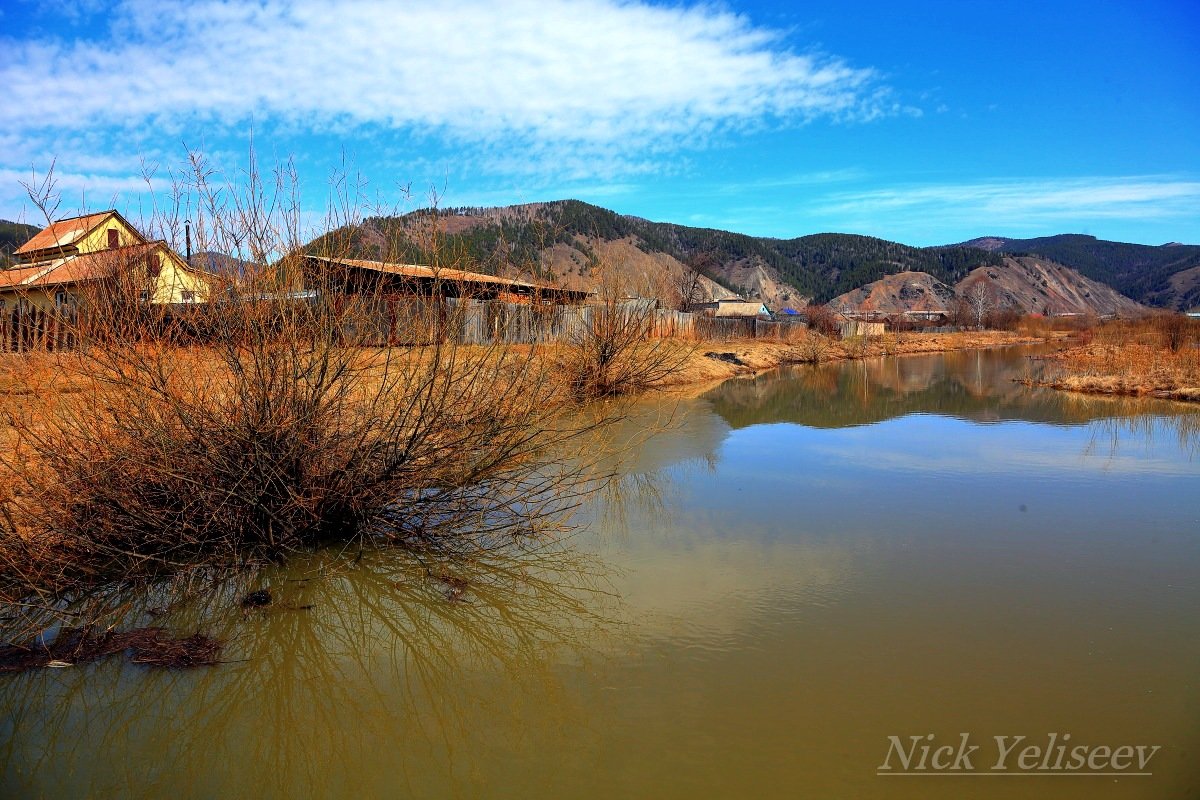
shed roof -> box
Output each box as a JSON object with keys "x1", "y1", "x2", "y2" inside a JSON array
[{"x1": 307, "y1": 255, "x2": 589, "y2": 297}]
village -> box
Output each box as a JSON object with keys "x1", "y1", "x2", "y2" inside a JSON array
[{"x1": 0, "y1": 209, "x2": 1037, "y2": 354}]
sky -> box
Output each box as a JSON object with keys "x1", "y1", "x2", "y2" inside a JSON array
[{"x1": 1, "y1": 0, "x2": 1197, "y2": 246}]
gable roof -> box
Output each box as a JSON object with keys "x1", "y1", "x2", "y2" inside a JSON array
[{"x1": 14, "y1": 210, "x2": 143, "y2": 257}]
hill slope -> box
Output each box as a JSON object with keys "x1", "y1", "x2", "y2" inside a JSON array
[
  {"x1": 0, "y1": 220, "x2": 40, "y2": 268},
  {"x1": 961, "y1": 234, "x2": 1200, "y2": 310},
  {"x1": 829, "y1": 256, "x2": 1147, "y2": 318}
]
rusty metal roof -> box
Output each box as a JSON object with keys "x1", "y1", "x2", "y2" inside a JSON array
[
  {"x1": 14, "y1": 211, "x2": 118, "y2": 256},
  {"x1": 0, "y1": 242, "x2": 169, "y2": 291},
  {"x1": 307, "y1": 255, "x2": 588, "y2": 295}
]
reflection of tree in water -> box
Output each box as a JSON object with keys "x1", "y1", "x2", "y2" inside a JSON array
[
  {"x1": 0, "y1": 545, "x2": 618, "y2": 798},
  {"x1": 704, "y1": 348, "x2": 1200, "y2": 430}
]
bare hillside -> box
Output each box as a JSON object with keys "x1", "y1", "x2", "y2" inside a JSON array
[
  {"x1": 829, "y1": 257, "x2": 1147, "y2": 317},
  {"x1": 956, "y1": 257, "x2": 1146, "y2": 317},
  {"x1": 828, "y1": 271, "x2": 957, "y2": 314}
]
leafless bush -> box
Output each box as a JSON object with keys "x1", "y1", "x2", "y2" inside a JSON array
[
  {"x1": 803, "y1": 303, "x2": 839, "y2": 336},
  {"x1": 1154, "y1": 312, "x2": 1194, "y2": 353},
  {"x1": 560, "y1": 281, "x2": 691, "y2": 399},
  {"x1": 0, "y1": 157, "x2": 614, "y2": 637},
  {"x1": 794, "y1": 329, "x2": 833, "y2": 363}
]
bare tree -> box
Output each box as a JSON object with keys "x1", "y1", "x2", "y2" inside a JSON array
[
  {"x1": 0, "y1": 153, "x2": 625, "y2": 640},
  {"x1": 673, "y1": 251, "x2": 716, "y2": 312},
  {"x1": 962, "y1": 281, "x2": 996, "y2": 329}
]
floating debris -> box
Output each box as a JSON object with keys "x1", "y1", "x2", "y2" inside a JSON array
[
  {"x1": 0, "y1": 626, "x2": 223, "y2": 673},
  {"x1": 433, "y1": 573, "x2": 470, "y2": 602},
  {"x1": 240, "y1": 589, "x2": 273, "y2": 609}
]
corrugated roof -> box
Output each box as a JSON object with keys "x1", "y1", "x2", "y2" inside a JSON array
[
  {"x1": 14, "y1": 211, "x2": 116, "y2": 256},
  {"x1": 308, "y1": 255, "x2": 582, "y2": 294},
  {"x1": 0, "y1": 242, "x2": 165, "y2": 291}
]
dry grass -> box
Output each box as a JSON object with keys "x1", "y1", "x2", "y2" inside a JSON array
[{"x1": 1026, "y1": 315, "x2": 1200, "y2": 401}]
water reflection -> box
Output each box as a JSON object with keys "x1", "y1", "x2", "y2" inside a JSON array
[
  {"x1": 0, "y1": 545, "x2": 617, "y2": 798},
  {"x1": 703, "y1": 347, "x2": 1200, "y2": 430}
]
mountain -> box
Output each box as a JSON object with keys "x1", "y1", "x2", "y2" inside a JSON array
[
  {"x1": 307, "y1": 200, "x2": 1004, "y2": 309},
  {"x1": 829, "y1": 256, "x2": 1147, "y2": 318},
  {"x1": 959, "y1": 234, "x2": 1200, "y2": 310},
  {"x1": 0, "y1": 220, "x2": 40, "y2": 268},
  {"x1": 189, "y1": 250, "x2": 259, "y2": 279},
  {"x1": 957, "y1": 256, "x2": 1146, "y2": 317},
  {"x1": 828, "y1": 271, "x2": 957, "y2": 315}
]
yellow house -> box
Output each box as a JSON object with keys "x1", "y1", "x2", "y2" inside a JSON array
[{"x1": 0, "y1": 210, "x2": 212, "y2": 310}]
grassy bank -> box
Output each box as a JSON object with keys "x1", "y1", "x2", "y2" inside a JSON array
[{"x1": 1022, "y1": 317, "x2": 1200, "y2": 403}]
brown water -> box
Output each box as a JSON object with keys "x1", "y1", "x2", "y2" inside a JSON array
[{"x1": 3, "y1": 346, "x2": 1199, "y2": 798}]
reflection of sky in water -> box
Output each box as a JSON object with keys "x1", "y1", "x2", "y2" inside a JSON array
[{"x1": 617, "y1": 410, "x2": 1199, "y2": 549}]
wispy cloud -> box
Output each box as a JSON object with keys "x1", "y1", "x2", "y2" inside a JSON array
[
  {"x1": 2, "y1": 1, "x2": 888, "y2": 156},
  {"x1": 814, "y1": 176, "x2": 1200, "y2": 234}
]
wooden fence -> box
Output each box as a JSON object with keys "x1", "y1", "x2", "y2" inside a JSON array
[
  {"x1": 0, "y1": 297, "x2": 804, "y2": 353},
  {"x1": 0, "y1": 307, "x2": 81, "y2": 353}
]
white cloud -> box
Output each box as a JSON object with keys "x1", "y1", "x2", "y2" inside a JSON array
[
  {"x1": 815, "y1": 176, "x2": 1200, "y2": 229},
  {"x1": 1, "y1": 0, "x2": 886, "y2": 152}
]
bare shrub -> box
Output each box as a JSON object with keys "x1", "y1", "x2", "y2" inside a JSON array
[
  {"x1": 794, "y1": 329, "x2": 833, "y2": 363},
  {"x1": 1154, "y1": 312, "x2": 1194, "y2": 353},
  {"x1": 560, "y1": 281, "x2": 691, "y2": 399},
  {"x1": 803, "y1": 303, "x2": 839, "y2": 336},
  {"x1": 0, "y1": 158, "x2": 614, "y2": 636}
]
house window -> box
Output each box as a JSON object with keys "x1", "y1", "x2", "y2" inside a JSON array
[
  {"x1": 146, "y1": 253, "x2": 161, "y2": 279},
  {"x1": 55, "y1": 290, "x2": 71, "y2": 308},
  {"x1": 181, "y1": 290, "x2": 196, "y2": 303},
  {"x1": 108, "y1": 229, "x2": 120, "y2": 249}
]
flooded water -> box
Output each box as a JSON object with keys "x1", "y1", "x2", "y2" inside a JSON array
[{"x1": 3, "y1": 346, "x2": 1200, "y2": 798}]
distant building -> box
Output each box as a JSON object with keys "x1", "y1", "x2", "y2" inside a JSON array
[
  {"x1": 0, "y1": 210, "x2": 211, "y2": 310},
  {"x1": 688, "y1": 297, "x2": 771, "y2": 318}
]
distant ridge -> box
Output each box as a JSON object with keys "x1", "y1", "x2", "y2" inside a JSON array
[
  {"x1": 0, "y1": 220, "x2": 41, "y2": 268},
  {"x1": 956, "y1": 234, "x2": 1200, "y2": 309}
]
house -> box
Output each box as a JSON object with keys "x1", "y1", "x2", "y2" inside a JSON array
[
  {"x1": 0, "y1": 210, "x2": 212, "y2": 310},
  {"x1": 689, "y1": 297, "x2": 772, "y2": 318},
  {"x1": 304, "y1": 255, "x2": 591, "y2": 304}
]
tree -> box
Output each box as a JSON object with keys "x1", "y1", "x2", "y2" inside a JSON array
[
  {"x1": 673, "y1": 251, "x2": 715, "y2": 312},
  {"x1": 963, "y1": 281, "x2": 996, "y2": 329}
]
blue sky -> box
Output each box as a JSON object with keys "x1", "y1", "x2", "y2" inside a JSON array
[{"x1": 1, "y1": 0, "x2": 1197, "y2": 246}]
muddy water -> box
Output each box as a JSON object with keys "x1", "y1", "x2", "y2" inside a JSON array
[{"x1": 3, "y1": 347, "x2": 1199, "y2": 798}]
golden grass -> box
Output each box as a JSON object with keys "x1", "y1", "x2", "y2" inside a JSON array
[{"x1": 1028, "y1": 317, "x2": 1200, "y2": 402}]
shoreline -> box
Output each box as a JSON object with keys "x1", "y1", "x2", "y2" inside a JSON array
[
  {"x1": 1019, "y1": 341, "x2": 1200, "y2": 404},
  {"x1": 656, "y1": 330, "x2": 1055, "y2": 390}
]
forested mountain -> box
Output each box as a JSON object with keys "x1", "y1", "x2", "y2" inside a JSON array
[
  {"x1": 0, "y1": 220, "x2": 40, "y2": 268},
  {"x1": 961, "y1": 234, "x2": 1200, "y2": 309},
  {"x1": 308, "y1": 200, "x2": 1003, "y2": 306}
]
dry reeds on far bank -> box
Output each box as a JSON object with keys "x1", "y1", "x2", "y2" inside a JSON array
[{"x1": 1027, "y1": 314, "x2": 1200, "y2": 402}]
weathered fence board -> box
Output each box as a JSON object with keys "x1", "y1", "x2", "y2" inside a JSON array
[{"x1": 0, "y1": 296, "x2": 802, "y2": 353}]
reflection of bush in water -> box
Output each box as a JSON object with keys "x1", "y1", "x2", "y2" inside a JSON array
[{"x1": 0, "y1": 545, "x2": 617, "y2": 797}]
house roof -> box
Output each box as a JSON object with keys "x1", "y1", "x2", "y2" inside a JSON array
[
  {"x1": 14, "y1": 211, "x2": 121, "y2": 256},
  {"x1": 0, "y1": 241, "x2": 169, "y2": 291},
  {"x1": 711, "y1": 300, "x2": 770, "y2": 317},
  {"x1": 307, "y1": 255, "x2": 588, "y2": 296}
]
